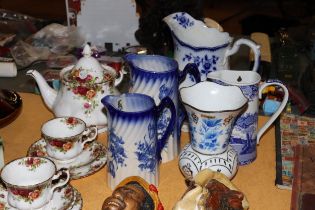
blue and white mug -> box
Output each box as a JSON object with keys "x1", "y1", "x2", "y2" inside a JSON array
[
  {"x1": 208, "y1": 70, "x2": 289, "y2": 165},
  {"x1": 102, "y1": 93, "x2": 176, "y2": 189}
]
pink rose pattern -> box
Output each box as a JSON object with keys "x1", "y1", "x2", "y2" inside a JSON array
[{"x1": 67, "y1": 68, "x2": 115, "y2": 114}]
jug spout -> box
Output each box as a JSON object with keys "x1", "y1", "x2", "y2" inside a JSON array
[{"x1": 26, "y1": 69, "x2": 57, "y2": 110}]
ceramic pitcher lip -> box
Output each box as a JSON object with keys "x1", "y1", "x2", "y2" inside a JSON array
[
  {"x1": 179, "y1": 81, "x2": 248, "y2": 113},
  {"x1": 1, "y1": 156, "x2": 57, "y2": 187},
  {"x1": 124, "y1": 54, "x2": 178, "y2": 74},
  {"x1": 102, "y1": 93, "x2": 157, "y2": 115},
  {"x1": 207, "y1": 70, "x2": 261, "y2": 86},
  {"x1": 41, "y1": 117, "x2": 86, "y2": 140}
]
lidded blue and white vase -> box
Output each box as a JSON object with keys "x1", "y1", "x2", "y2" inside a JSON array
[
  {"x1": 178, "y1": 81, "x2": 248, "y2": 179},
  {"x1": 101, "y1": 93, "x2": 176, "y2": 189}
]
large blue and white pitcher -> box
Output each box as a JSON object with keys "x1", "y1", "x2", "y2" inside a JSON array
[
  {"x1": 125, "y1": 54, "x2": 200, "y2": 162},
  {"x1": 101, "y1": 93, "x2": 176, "y2": 189},
  {"x1": 163, "y1": 12, "x2": 261, "y2": 81}
]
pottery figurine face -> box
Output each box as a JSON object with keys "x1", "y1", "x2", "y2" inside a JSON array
[
  {"x1": 102, "y1": 93, "x2": 176, "y2": 189},
  {"x1": 163, "y1": 12, "x2": 261, "y2": 81},
  {"x1": 125, "y1": 54, "x2": 200, "y2": 163},
  {"x1": 0, "y1": 157, "x2": 70, "y2": 210},
  {"x1": 41, "y1": 117, "x2": 97, "y2": 162},
  {"x1": 26, "y1": 44, "x2": 124, "y2": 132},
  {"x1": 208, "y1": 70, "x2": 289, "y2": 165},
  {"x1": 180, "y1": 81, "x2": 248, "y2": 155}
]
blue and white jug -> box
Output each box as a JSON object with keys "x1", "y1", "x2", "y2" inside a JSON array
[
  {"x1": 208, "y1": 70, "x2": 289, "y2": 165},
  {"x1": 163, "y1": 12, "x2": 261, "y2": 81},
  {"x1": 125, "y1": 54, "x2": 200, "y2": 162},
  {"x1": 101, "y1": 93, "x2": 176, "y2": 189}
]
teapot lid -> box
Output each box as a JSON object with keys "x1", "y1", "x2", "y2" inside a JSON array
[{"x1": 67, "y1": 44, "x2": 115, "y2": 83}]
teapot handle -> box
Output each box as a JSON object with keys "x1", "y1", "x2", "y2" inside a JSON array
[
  {"x1": 102, "y1": 65, "x2": 125, "y2": 86},
  {"x1": 257, "y1": 80, "x2": 289, "y2": 144},
  {"x1": 156, "y1": 97, "x2": 176, "y2": 161},
  {"x1": 224, "y1": 38, "x2": 261, "y2": 72}
]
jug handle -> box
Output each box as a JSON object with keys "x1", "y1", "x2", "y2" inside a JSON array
[
  {"x1": 224, "y1": 38, "x2": 261, "y2": 72},
  {"x1": 102, "y1": 65, "x2": 125, "y2": 87},
  {"x1": 156, "y1": 97, "x2": 176, "y2": 161},
  {"x1": 257, "y1": 80, "x2": 289, "y2": 144},
  {"x1": 178, "y1": 63, "x2": 201, "y2": 88}
]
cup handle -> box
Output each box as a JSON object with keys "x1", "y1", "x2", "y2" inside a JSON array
[
  {"x1": 81, "y1": 125, "x2": 98, "y2": 146},
  {"x1": 156, "y1": 97, "x2": 176, "y2": 161},
  {"x1": 257, "y1": 80, "x2": 289, "y2": 144},
  {"x1": 224, "y1": 38, "x2": 261, "y2": 72},
  {"x1": 50, "y1": 168, "x2": 70, "y2": 195}
]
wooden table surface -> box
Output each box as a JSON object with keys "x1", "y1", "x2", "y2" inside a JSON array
[{"x1": 0, "y1": 93, "x2": 291, "y2": 210}]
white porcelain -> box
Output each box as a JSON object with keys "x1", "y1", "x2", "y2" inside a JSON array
[
  {"x1": 28, "y1": 139, "x2": 107, "y2": 180},
  {"x1": 179, "y1": 81, "x2": 248, "y2": 155},
  {"x1": 163, "y1": 12, "x2": 260, "y2": 81},
  {"x1": 0, "y1": 184, "x2": 79, "y2": 210},
  {"x1": 102, "y1": 93, "x2": 176, "y2": 190},
  {"x1": 208, "y1": 70, "x2": 289, "y2": 165},
  {"x1": 26, "y1": 44, "x2": 124, "y2": 131},
  {"x1": 179, "y1": 144, "x2": 238, "y2": 180},
  {"x1": 0, "y1": 157, "x2": 70, "y2": 210},
  {"x1": 41, "y1": 117, "x2": 97, "y2": 162}
]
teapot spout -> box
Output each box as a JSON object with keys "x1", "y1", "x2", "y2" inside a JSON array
[{"x1": 26, "y1": 69, "x2": 57, "y2": 110}]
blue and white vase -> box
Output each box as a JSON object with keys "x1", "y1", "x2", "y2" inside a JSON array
[
  {"x1": 101, "y1": 93, "x2": 176, "y2": 189},
  {"x1": 179, "y1": 81, "x2": 248, "y2": 155},
  {"x1": 125, "y1": 54, "x2": 200, "y2": 163},
  {"x1": 163, "y1": 12, "x2": 261, "y2": 81},
  {"x1": 208, "y1": 70, "x2": 289, "y2": 165},
  {"x1": 179, "y1": 144, "x2": 238, "y2": 180}
]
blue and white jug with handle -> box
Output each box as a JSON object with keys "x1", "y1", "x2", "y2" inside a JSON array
[
  {"x1": 125, "y1": 54, "x2": 200, "y2": 163},
  {"x1": 207, "y1": 70, "x2": 289, "y2": 165},
  {"x1": 101, "y1": 93, "x2": 176, "y2": 189},
  {"x1": 163, "y1": 12, "x2": 261, "y2": 81}
]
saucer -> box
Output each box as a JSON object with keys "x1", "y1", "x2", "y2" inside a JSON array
[
  {"x1": 28, "y1": 139, "x2": 107, "y2": 179},
  {"x1": 69, "y1": 187, "x2": 83, "y2": 210},
  {"x1": 0, "y1": 184, "x2": 78, "y2": 210}
]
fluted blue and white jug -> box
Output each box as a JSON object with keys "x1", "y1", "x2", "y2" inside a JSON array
[
  {"x1": 101, "y1": 93, "x2": 176, "y2": 189},
  {"x1": 125, "y1": 54, "x2": 200, "y2": 163}
]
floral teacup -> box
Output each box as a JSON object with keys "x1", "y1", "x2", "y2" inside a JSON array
[
  {"x1": 41, "y1": 117, "x2": 98, "y2": 162},
  {"x1": 0, "y1": 156, "x2": 70, "y2": 210}
]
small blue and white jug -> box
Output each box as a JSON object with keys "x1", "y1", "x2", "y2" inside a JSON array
[{"x1": 101, "y1": 93, "x2": 176, "y2": 189}]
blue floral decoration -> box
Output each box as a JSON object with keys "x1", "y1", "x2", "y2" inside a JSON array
[
  {"x1": 135, "y1": 122, "x2": 157, "y2": 173},
  {"x1": 172, "y1": 12, "x2": 194, "y2": 28},
  {"x1": 157, "y1": 108, "x2": 171, "y2": 140},
  {"x1": 234, "y1": 113, "x2": 258, "y2": 130},
  {"x1": 240, "y1": 84, "x2": 258, "y2": 101},
  {"x1": 183, "y1": 53, "x2": 219, "y2": 78},
  {"x1": 197, "y1": 118, "x2": 223, "y2": 151},
  {"x1": 108, "y1": 129, "x2": 127, "y2": 178}
]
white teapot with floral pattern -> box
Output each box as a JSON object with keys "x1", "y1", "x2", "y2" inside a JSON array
[{"x1": 27, "y1": 44, "x2": 123, "y2": 132}]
